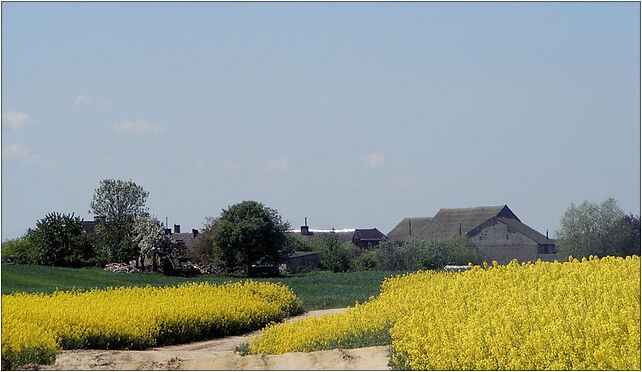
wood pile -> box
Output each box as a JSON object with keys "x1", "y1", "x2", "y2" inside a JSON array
[{"x1": 104, "y1": 262, "x2": 140, "y2": 273}]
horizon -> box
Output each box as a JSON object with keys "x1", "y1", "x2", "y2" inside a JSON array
[{"x1": 2, "y1": 2, "x2": 640, "y2": 241}]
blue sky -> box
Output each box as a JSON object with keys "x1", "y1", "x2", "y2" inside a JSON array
[{"x1": 2, "y1": 2, "x2": 640, "y2": 240}]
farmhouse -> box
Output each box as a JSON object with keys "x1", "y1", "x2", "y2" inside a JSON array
[
  {"x1": 82, "y1": 219, "x2": 201, "y2": 255},
  {"x1": 165, "y1": 224, "x2": 200, "y2": 258},
  {"x1": 388, "y1": 205, "x2": 556, "y2": 264}
]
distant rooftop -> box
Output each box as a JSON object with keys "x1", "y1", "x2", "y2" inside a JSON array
[{"x1": 287, "y1": 228, "x2": 356, "y2": 234}]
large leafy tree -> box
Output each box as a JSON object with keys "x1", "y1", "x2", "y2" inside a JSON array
[
  {"x1": 89, "y1": 179, "x2": 149, "y2": 263},
  {"x1": 211, "y1": 201, "x2": 291, "y2": 274},
  {"x1": 556, "y1": 198, "x2": 640, "y2": 259},
  {"x1": 28, "y1": 212, "x2": 96, "y2": 267}
]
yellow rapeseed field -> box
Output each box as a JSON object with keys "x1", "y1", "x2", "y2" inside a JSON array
[
  {"x1": 248, "y1": 256, "x2": 640, "y2": 370},
  {"x1": 1, "y1": 281, "x2": 302, "y2": 369}
]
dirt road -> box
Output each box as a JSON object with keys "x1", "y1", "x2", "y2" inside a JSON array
[{"x1": 39, "y1": 308, "x2": 391, "y2": 370}]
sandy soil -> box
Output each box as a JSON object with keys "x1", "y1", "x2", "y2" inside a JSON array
[{"x1": 37, "y1": 308, "x2": 391, "y2": 370}]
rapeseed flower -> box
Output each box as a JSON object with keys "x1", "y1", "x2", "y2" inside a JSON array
[
  {"x1": 1, "y1": 281, "x2": 302, "y2": 369},
  {"x1": 248, "y1": 256, "x2": 640, "y2": 370}
]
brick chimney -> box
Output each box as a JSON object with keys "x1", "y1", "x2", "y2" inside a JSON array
[
  {"x1": 192, "y1": 229, "x2": 199, "y2": 238},
  {"x1": 300, "y1": 217, "x2": 309, "y2": 236},
  {"x1": 174, "y1": 224, "x2": 180, "y2": 234}
]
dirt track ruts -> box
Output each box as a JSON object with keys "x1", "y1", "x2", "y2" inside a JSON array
[{"x1": 37, "y1": 308, "x2": 391, "y2": 370}]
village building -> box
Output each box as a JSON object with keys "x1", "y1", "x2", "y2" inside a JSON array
[
  {"x1": 291, "y1": 220, "x2": 386, "y2": 249},
  {"x1": 283, "y1": 220, "x2": 386, "y2": 272},
  {"x1": 388, "y1": 205, "x2": 556, "y2": 264},
  {"x1": 165, "y1": 224, "x2": 200, "y2": 258},
  {"x1": 387, "y1": 217, "x2": 433, "y2": 243}
]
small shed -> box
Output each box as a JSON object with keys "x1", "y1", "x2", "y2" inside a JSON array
[{"x1": 285, "y1": 251, "x2": 320, "y2": 273}]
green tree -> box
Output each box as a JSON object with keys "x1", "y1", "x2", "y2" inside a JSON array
[
  {"x1": 28, "y1": 212, "x2": 96, "y2": 267},
  {"x1": 373, "y1": 239, "x2": 408, "y2": 271},
  {"x1": 194, "y1": 217, "x2": 218, "y2": 262},
  {"x1": 556, "y1": 198, "x2": 639, "y2": 259},
  {"x1": 419, "y1": 235, "x2": 481, "y2": 270},
  {"x1": 607, "y1": 214, "x2": 641, "y2": 257},
  {"x1": 318, "y1": 232, "x2": 357, "y2": 272},
  {"x1": 211, "y1": 201, "x2": 291, "y2": 274},
  {"x1": 89, "y1": 179, "x2": 149, "y2": 263},
  {"x1": 291, "y1": 234, "x2": 313, "y2": 252},
  {"x1": 350, "y1": 249, "x2": 378, "y2": 271},
  {"x1": 1, "y1": 235, "x2": 35, "y2": 264}
]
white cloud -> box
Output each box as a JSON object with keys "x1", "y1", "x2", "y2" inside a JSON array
[
  {"x1": 113, "y1": 120, "x2": 163, "y2": 135},
  {"x1": 2, "y1": 111, "x2": 30, "y2": 131},
  {"x1": 265, "y1": 157, "x2": 292, "y2": 172},
  {"x1": 2, "y1": 143, "x2": 56, "y2": 167},
  {"x1": 75, "y1": 95, "x2": 112, "y2": 108},
  {"x1": 358, "y1": 151, "x2": 386, "y2": 169}
]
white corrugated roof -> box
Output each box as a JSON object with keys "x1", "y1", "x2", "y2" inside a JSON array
[{"x1": 288, "y1": 228, "x2": 355, "y2": 233}]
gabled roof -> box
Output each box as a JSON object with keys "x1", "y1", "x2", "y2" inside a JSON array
[
  {"x1": 294, "y1": 230, "x2": 356, "y2": 244},
  {"x1": 414, "y1": 205, "x2": 518, "y2": 239},
  {"x1": 387, "y1": 217, "x2": 433, "y2": 242},
  {"x1": 81, "y1": 221, "x2": 97, "y2": 235},
  {"x1": 172, "y1": 232, "x2": 199, "y2": 255},
  {"x1": 495, "y1": 217, "x2": 555, "y2": 245},
  {"x1": 288, "y1": 251, "x2": 320, "y2": 258},
  {"x1": 353, "y1": 228, "x2": 386, "y2": 241}
]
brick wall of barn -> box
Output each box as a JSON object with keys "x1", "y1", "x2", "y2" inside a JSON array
[{"x1": 470, "y1": 220, "x2": 539, "y2": 265}]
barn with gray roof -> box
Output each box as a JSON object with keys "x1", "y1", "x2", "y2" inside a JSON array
[
  {"x1": 389, "y1": 205, "x2": 556, "y2": 264},
  {"x1": 387, "y1": 217, "x2": 433, "y2": 243}
]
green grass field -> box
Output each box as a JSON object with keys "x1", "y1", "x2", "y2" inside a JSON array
[{"x1": 1, "y1": 265, "x2": 403, "y2": 311}]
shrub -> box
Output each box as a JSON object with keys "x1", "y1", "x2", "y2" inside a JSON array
[
  {"x1": 28, "y1": 212, "x2": 96, "y2": 268},
  {"x1": 373, "y1": 240, "x2": 408, "y2": 271},
  {"x1": 319, "y1": 233, "x2": 357, "y2": 272},
  {"x1": 418, "y1": 235, "x2": 482, "y2": 270},
  {"x1": 194, "y1": 217, "x2": 218, "y2": 262},
  {"x1": 351, "y1": 250, "x2": 378, "y2": 271},
  {"x1": 373, "y1": 236, "x2": 482, "y2": 271},
  {"x1": 291, "y1": 234, "x2": 314, "y2": 251},
  {"x1": 1, "y1": 236, "x2": 35, "y2": 265}
]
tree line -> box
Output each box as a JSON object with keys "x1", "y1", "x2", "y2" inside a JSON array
[
  {"x1": 1, "y1": 178, "x2": 639, "y2": 275},
  {"x1": 1, "y1": 179, "x2": 294, "y2": 276}
]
